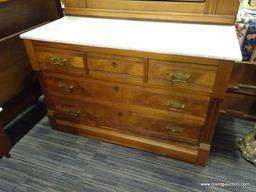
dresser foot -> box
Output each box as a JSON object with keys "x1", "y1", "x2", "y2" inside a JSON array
[{"x1": 196, "y1": 143, "x2": 211, "y2": 166}]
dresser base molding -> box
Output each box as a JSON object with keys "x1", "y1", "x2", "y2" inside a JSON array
[{"x1": 48, "y1": 114, "x2": 213, "y2": 165}]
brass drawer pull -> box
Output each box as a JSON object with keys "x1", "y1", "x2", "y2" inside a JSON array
[
  {"x1": 59, "y1": 83, "x2": 74, "y2": 92},
  {"x1": 51, "y1": 56, "x2": 67, "y2": 66},
  {"x1": 65, "y1": 109, "x2": 80, "y2": 117},
  {"x1": 168, "y1": 100, "x2": 186, "y2": 112},
  {"x1": 170, "y1": 72, "x2": 191, "y2": 83},
  {"x1": 166, "y1": 126, "x2": 182, "y2": 134}
]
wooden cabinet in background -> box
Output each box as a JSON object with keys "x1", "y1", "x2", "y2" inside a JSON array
[
  {"x1": 221, "y1": 93, "x2": 256, "y2": 120},
  {"x1": 64, "y1": 0, "x2": 239, "y2": 24},
  {"x1": 221, "y1": 63, "x2": 256, "y2": 121},
  {"x1": 0, "y1": 0, "x2": 62, "y2": 126}
]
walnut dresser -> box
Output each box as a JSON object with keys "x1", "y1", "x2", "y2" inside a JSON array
[{"x1": 20, "y1": 0, "x2": 242, "y2": 166}]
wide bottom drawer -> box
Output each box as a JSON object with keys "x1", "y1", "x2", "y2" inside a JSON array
[{"x1": 48, "y1": 97, "x2": 203, "y2": 145}]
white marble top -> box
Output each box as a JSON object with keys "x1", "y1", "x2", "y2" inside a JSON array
[{"x1": 20, "y1": 16, "x2": 242, "y2": 61}]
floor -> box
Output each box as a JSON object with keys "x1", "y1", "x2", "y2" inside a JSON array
[{"x1": 0, "y1": 101, "x2": 256, "y2": 192}]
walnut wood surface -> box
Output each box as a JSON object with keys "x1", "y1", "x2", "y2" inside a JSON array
[
  {"x1": 148, "y1": 59, "x2": 218, "y2": 93},
  {"x1": 221, "y1": 62, "x2": 256, "y2": 121},
  {"x1": 88, "y1": 53, "x2": 145, "y2": 83},
  {"x1": 24, "y1": 40, "x2": 233, "y2": 165},
  {"x1": 47, "y1": 95, "x2": 203, "y2": 145},
  {"x1": 43, "y1": 73, "x2": 210, "y2": 119}
]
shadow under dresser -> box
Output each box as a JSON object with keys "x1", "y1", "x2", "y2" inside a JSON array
[{"x1": 20, "y1": 15, "x2": 242, "y2": 166}]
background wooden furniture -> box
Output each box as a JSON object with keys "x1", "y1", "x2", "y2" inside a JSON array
[
  {"x1": 0, "y1": 109, "x2": 11, "y2": 159},
  {"x1": 63, "y1": 0, "x2": 240, "y2": 24},
  {"x1": 220, "y1": 5, "x2": 256, "y2": 121},
  {"x1": 0, "y1": 0, "x2": 62, "y2": 126},
  {"x1": 221, "y1": 62, "x2": 256, "y2": 121}
]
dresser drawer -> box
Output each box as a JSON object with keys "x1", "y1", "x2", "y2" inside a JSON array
[
  {"x1": 48, "y1": 97, "x2": 132, "y2": 131},
  {"x1": 44, "y1": 74, "x2": 210, "y2": 119},
  {"x1": 48, "y1": 97, "x2": 202, "y2": 145},
  {"x1": 87, "y1": 53, "x2": 144, "y2": 82},
  {"x1": 148, "y1": 59, "x2": 217, "y2": 93},
  {"x1": 35, "y1": 48, "x2": 85, "y2": 74},
  {"x1": 131, "y1": 114, "x2": 203, "y2": 145}
]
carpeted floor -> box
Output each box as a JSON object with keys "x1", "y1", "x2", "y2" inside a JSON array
[{"x1": 0, "y1": 102, "x2": 256, "y2": 192}]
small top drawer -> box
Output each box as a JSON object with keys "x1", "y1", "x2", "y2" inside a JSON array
[
  {"x1": 87, "y1": 53, "x2": 145, "y2": 83},
  {"x1": 35, "y1": 48, "x2": 85, "y2": 74},
  {"x1": 148, "y1": 59, "x2": 217, "y2": 93}
]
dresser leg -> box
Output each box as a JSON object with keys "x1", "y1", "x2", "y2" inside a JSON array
[{"x1": 197, "y1": 143, "x2": 211, "y2": 166}]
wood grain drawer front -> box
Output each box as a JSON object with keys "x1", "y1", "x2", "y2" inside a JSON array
[
  {"x1": 87, "y1": 53, "x2": 145, "y2": 82},
  {"x1": 35, "y1": 48, "x2": 85, "y2": 74},
  {"x1": 49, "y1": 98, "x2": 132, "y2": 131},
  {"x1": 148, "y1": 60, "x2": 217, "y2": 93},
  {"x1": 44, "y1": 75, "x2": 210, "y2": 119},
  {"x1": 132, "y1": 114, "x2": 203, "y2": 145},
  {"x1": 48, "y1": 97, "x2": 202, "y2": 145},
  {"x1": 129, "y1": 88, "x2": 209, "y2": 119}
]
